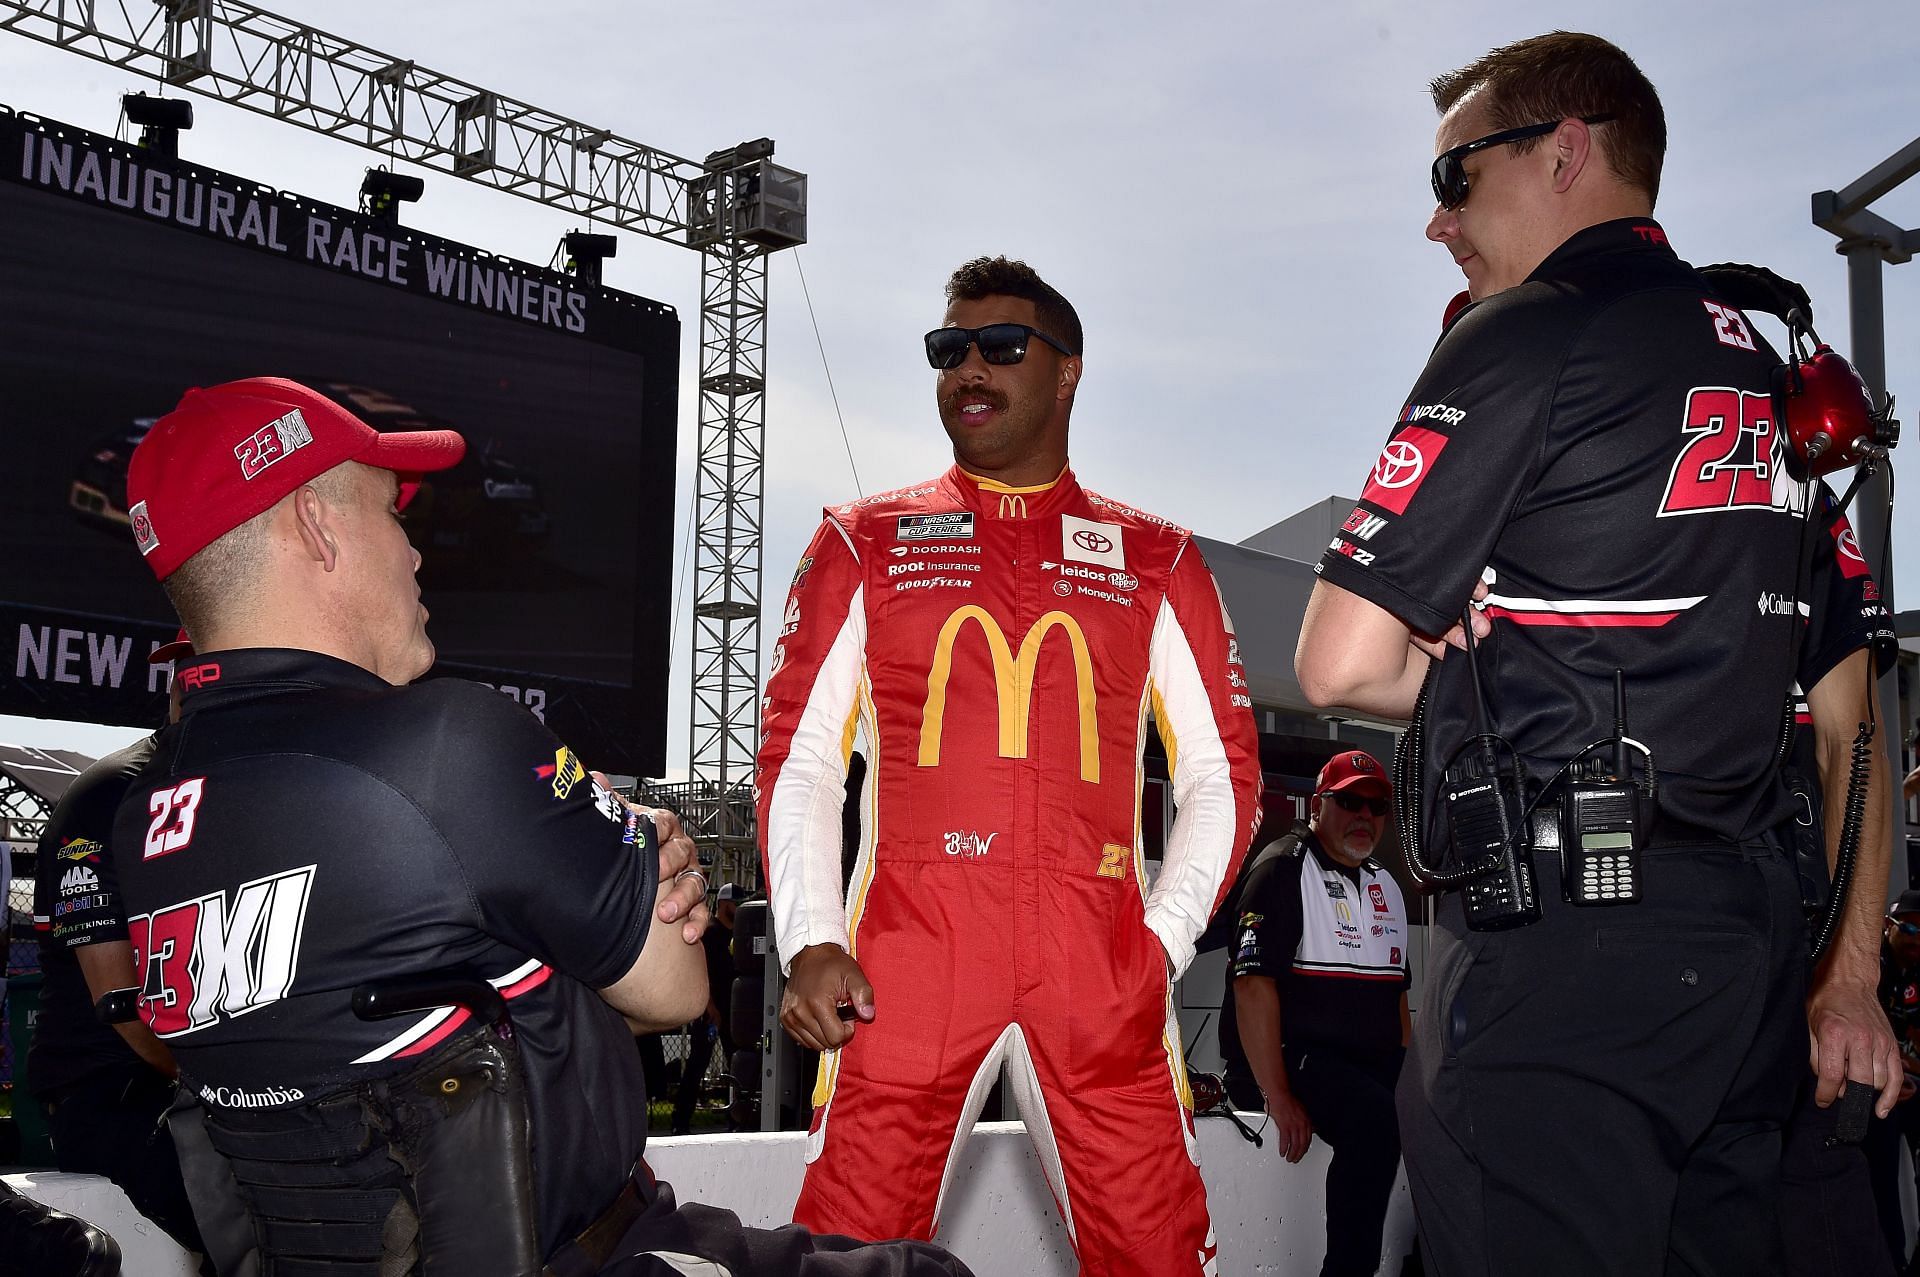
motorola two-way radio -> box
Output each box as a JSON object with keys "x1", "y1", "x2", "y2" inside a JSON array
[
  {"x1": 1441, "y1": 607, "x2": 1541, "y2": 931},
  {"x1": 1558, "y1": 673, "x2": 1654, "y2": 906}
]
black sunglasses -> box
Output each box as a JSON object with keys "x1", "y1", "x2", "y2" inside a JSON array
[
  {"x1": 1430, "y1": 114, "x2": 1617, "y2": 209},
  {"x1": 1896, "y1": 921, "x2": 1920, "y2": 936},
  {"x1": 1327, "y1": 792, "x2": 1390, "y2": 818},
  {"x1": 924, "y1": 323, "x2": 1076, "y2": 370}
]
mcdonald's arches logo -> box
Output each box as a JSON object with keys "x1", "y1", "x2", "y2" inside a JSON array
[{"x1": 919, "y1": 606, "x2": 1099, "y2": 783}]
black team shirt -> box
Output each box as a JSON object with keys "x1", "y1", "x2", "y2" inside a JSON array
[
  {"x1": 1318, "y1": 219, "x2": 1817, "y2": 851},
  {"x1": 113, "y1": 649, "x2": 657, "y2": 1253},
  {"x1": 27, "y1": 736, "x2": 160, "y2": 1099}
]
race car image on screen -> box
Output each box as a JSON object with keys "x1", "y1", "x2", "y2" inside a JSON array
[{"x1": 67, "y1": 382, "x2": 550, "y2": 560}]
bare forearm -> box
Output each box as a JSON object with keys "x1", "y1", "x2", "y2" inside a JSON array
[
  {"x1": 76, "y1": 941, "x2": 177, "y2": 1078},
  {"x1": 1295, "y1": 582, "x2": 1432, "y2": 721},
  {"x1": 1232, "y1": 977, "x2": 1293, "y2": 1105},
  {"x1": 1818, "y1": 723, "x2": 1889, "y2": 989},
  {"x1": 1809, "y1": 653, "x2": 1889, "y2": 990},
  {"x1": 600, "y1": 891, "x2": 709, "y2": 1032}
]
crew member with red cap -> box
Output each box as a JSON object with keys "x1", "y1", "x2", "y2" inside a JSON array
[
  {"x1": 114, "y1": 378, "x2": 968, "y2": 1275},
  {"x1": 1219, "y1": 748, "x2": 1409, "y2": 1277}
]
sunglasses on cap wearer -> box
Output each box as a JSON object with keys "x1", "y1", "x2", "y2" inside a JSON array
[
  {"x1": 1895, "y1": 921, "x2": 1920, "y2": 936},
  {"x1": 1430, "y1": 114, "x2": 1617, "y2": 210},
  {"x1": 924, "y1": 323, "x2": 1076, "y2": 370},
  {"x1": 1325, "y1": 792, "x2": 1391, "y2": 818}
]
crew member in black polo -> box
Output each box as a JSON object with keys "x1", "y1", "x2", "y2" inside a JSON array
[
  {"x1": 114, "y1": 376, "x2": 971, "y2": 1275},
  {"x1": 1221, "y1": 749, "x2": 1407, "y2": 1277},
  {"x1": 27, "y1": 636, "x2": 202, "y2": 1258},
  {"x1": 1295, "y1": 33, "x2": 1897, "y2": 1274}
]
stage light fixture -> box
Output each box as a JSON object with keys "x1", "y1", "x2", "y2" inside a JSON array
[
  {"x1": 562, "y1": 231, "x2": 618, "y2": 285},
  {"x1": 123, "y1": 92, "x2": 193, "y2": 159},
  {"x1": 360, "y1": 167, "x2": 426, "y2": 225}
]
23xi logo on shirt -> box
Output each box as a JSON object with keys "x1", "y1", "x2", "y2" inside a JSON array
[{"x1": 1361, "y1": 425, "x2": 1449, "y2": 516}]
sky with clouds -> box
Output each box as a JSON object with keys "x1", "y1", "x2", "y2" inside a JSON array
[{"x1": 3, "y1": 0, "x2": 1915, "y2": 772}]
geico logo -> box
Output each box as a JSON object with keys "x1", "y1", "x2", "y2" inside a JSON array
[
  {"x1": 920, "y1": 606, "x2": 1100, "y2": 783},
  {"x1": 887, "y1": 561, "x2": 927, "y2": 576}
]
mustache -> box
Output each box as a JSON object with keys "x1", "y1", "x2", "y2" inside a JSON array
[{"x1": 943, "y1": 386, "x2": 1008, "y2": 415}]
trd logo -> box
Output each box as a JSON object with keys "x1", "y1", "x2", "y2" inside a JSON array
[{"x1": 177, "y1": 662, "x2": 222, "y2": 692}]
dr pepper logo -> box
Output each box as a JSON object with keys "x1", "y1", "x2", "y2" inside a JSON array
[{"x1": 1360, "y1": 425, "x2": 1449, "y2": 516}]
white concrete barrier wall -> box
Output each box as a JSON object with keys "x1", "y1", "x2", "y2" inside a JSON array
[
  {"x1": 7, "y1": 1115, "x2": 1416, "y2": 1275},
  {"x1": 651, "y1": 1118, "x2": 1415, "y2": 1275}
]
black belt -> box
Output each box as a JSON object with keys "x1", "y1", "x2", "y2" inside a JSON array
[
  {"x1": 1644, "y1": 812, "x2": 1732, "y2": 849},
  {"x1": 543, "y1": 1172, "x2": 649, "y2": 1277}
]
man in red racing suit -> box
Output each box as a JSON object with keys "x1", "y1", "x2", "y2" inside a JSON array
[{"x1": 756, "y1": 257, "x2": 1262, "y2": 1276}]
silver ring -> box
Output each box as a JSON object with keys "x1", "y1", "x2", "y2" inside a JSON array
[{"x1": 673, "y1": 867, "x2": 708, "y2": 893}]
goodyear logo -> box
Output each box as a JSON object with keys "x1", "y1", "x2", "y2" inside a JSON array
[{"x1": 919, "y1": 606, "x2": 1099, "y2": 783}]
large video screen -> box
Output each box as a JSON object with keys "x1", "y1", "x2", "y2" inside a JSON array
[{"x1": 0, "y1": 107, "x2": 678, "y2": 775}]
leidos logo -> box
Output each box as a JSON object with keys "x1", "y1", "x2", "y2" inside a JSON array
[{"x1": 920, "y1": 606, "x2": 1100, "y2": 782}]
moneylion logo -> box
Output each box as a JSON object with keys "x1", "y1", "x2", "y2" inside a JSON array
[{"x1": 920, "y1": 606, "x2": 1099, "y2": 782}]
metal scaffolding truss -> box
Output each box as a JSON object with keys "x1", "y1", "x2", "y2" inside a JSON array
[
  {"x1": 689, "y1": 240, "x2": 768, "y2": 871},
  {"x1": 1, "y1": 2, "x2": 804, "y2": 859},
  {"x1": 0, "y1": 0, "x2": 707, "y2": 238}
]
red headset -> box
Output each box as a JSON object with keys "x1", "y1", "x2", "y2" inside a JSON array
[
  {"x1": 1445, "y1": 269, "x2": 1898, "y2": 481},
  {"x1": 1696, "y1": 263, "x2": 1899, "y2": 480}
]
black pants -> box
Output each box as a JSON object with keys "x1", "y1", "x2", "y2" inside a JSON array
[
  {"x1": 1399, "y1": 843, "x2": 1807, "y2": 1276},
  {"x1": 42, "y1": 1065, "x2": 205, "y2": 1257},
  {"x1": 1865, "y1": 1096, "x2": 1920, "y2": 1268},
  {"x1": 672, "y1": 1023, "x2": 732, "y2": 1135},
  {"x1": 1292, "y1": 1046, "x2": 1405, "y2": 1277},
  {"x1": 1781, "y1": 1073, "x2": 1896, "y2": 1276},
  {"x1": 550, "y1": 1179, "x2": 975, "y2": 1276}
]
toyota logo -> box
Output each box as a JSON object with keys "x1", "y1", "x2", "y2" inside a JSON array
[
  {"x1": 1372, "y1": 440, "x2": 1425, "y2": 489},
  {"x1": 1837, "y1": 528, "x2": 1865, "y2": 563},
  {"x1": 1073, "y1": 529, "x2": 1113, "y2": 553}
]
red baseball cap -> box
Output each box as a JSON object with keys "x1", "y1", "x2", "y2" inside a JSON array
[
  {"x1": 126, "y1": 376, "x2": 465, "y2": 579},
  {"x1": 148, "y1": 628, "x2": 193, "y2": 666},
  {"x1": 1317, "y1": 749, "x2": 1390, "y2": 796}
]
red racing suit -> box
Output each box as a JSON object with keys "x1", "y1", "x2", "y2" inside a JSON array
[{"x1": 756, "y1": 465, "x2": 1262, "y2": 1275}]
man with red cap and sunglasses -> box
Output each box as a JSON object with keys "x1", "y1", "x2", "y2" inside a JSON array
[
  {"x1": 758, "y1": 256, "x2": 1262, "y2": 1274},
  {"x1": 111, "y1": 377, "x2": 970, "y2": 1276},
  {"x1": 1219, "y1": 749, "x2": 1408, "y2": 1277}
]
